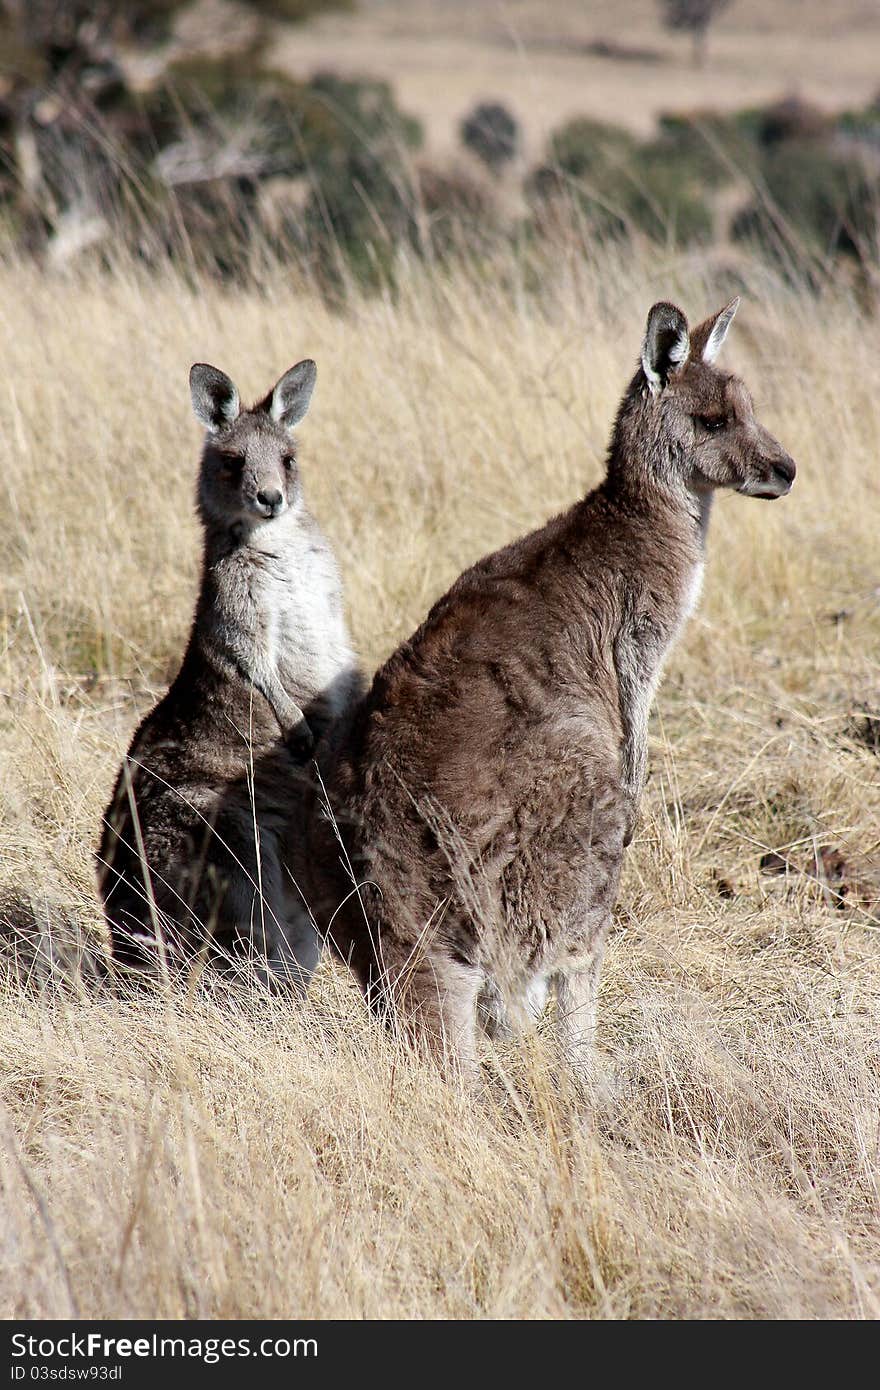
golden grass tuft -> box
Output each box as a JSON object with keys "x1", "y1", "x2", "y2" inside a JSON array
[{"x1": 0, "y1": 242, "x2": 878, "y2": 1318}]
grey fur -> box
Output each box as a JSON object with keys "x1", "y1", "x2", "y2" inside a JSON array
[
  {"x1": 268, "y1": 360, "x2": 317, "y2": 429},
  {"x1": 190, "y1": 363, "x2": 240, "y2": 433},
  {"x1": 97, "y1": 361, "x2": 362, "y2": 986}
]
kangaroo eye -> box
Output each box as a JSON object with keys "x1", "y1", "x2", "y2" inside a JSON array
[
  {"x1": 282, "y1": 455, "x2": 295, "y2": 471},
  {"x1": 221, "y1": 455, "x2": 244, "y2": 477},
  {"x1": 698, "y1": 415, "x2": 726, "y2": 433}
]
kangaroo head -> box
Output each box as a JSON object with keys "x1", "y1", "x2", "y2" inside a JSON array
[
  {"x1": 190, "y1": 360, "x2": 317, "y2": 528},
  {"x1": 634, "y1": 299, "x2": 796, "y2": 502}
]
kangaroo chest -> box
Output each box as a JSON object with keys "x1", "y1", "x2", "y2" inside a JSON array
[
  {"x1": 614, "y1": 556, "x2": 704, "y2": 796},
  {"x1": 247, "y1": 542, "x2": 352, "y2": 696}
]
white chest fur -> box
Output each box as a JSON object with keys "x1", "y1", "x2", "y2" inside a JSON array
[
  {"x1": 208, "y1": 511, "x2": 356, "y2": 724},
  {"x1": 248, "y1": 532, "x2": 352, "y2": 694},
  {"x1": 680, "y1": 558, "x2": 705, "y2": 628},
  {"x1": 615, "y1": 555, "x2": 705, "y2": 800}
]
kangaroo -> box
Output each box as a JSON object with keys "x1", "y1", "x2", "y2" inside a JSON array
[
  {"x1": 306, "y1": 298, "x2": 796, "y2": 1073},
  {"x1": 97, "y1": 359, "x2": 361, "y2": 986}
]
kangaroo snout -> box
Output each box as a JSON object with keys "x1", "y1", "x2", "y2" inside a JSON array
[
  {"x1": 772, "y1": 454, "x2": 797, "y2": 491},
  {"x1": 746, "y1": 451, "x2": 796, "y2": 500},
  {"x1": 256, "y1": 487, "x2": 285, "y2": 517}
]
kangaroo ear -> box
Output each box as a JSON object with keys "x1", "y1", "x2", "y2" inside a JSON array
[
  {"x1": 189, "y1": 364, "x2": 240, "y2": 433},
  {"x1": 692, "y1": 297, "x2": 740, "y2": 365},
  {"x1": 641, "y1": 302, "x2": 690, "y2": 394},
  {"x1": 267, "y1": 359, "x2": 317, "y2": 430}
]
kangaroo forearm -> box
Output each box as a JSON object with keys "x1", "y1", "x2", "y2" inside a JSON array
[
  {"x1": 257, "y1": 678, "x2": 311, "y2": 741},
  {"x1": 620, "y1": 730, "x2": 648, "y2": 800},
  {"x1": 614, "y1": 620, "x2": 653, "y2": 808},
  {"x1": 222, "y1": 644, "x2": 312, "y2": 744},
  {"x1": 616, "y1": 666, "x2": 649, "y2": 799}
]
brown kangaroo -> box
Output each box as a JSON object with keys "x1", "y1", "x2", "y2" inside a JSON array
[{"x1": 306, "y1": 298, "x2": 796, "y2": 1074}]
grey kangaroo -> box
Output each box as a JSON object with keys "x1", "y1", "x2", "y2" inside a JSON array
[
  {"x1": 307, "y1": 298, "x2": 796, "y2": 1072},
  {"x1": 98, "y1": 360, "x2": 361, "y2": 985}
]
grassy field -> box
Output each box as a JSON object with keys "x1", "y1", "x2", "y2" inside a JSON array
[{"x1": 0, "y1": 238, "x2": 878, "y2": 1318}]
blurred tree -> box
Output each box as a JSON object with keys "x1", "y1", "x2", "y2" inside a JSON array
[
  {"x1": 0, "y1": 0, "x2": 367, "y2": 269},
  {"x1": 658, "y1": 0, "x2": 733, "y2": 67},
  {"x1": 460, "y1": 102, "x2": 519, "y2": 175},
  {"x1": 0, "y1": 0, "x2": 192, "y2": 252},
  {"x1": 0, "y1": 0, "x2": 187, "y2": 61}
]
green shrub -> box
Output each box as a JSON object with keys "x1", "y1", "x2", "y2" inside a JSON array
[
  {"x1": 296, "y1": 70, "x2": 422, "y2": 164},
  {"x1": 528, "y1": 117, "x2": 636, "y2": 241},
  {"x1": 302, "y1": 149, "x2": 416, "y2": 289},
  {"x1": 838, "y1": 100, "x2": 880, "y2": 152},
  {"x1": 531, "y1": 113, "x2": 713, "y2": 247},
  {"x1": 626, "y1": 147, "x2": 715, "y2": 244},
  {"x1": 732, "y1": 145, "x2": 879, "y2": 265},
  {"x1": 650, "y1": 110, "x2": 757, "y2": 186},
  {"x1": 292, "y1": 73, "x2": 422, "y2": 287},
  {"x1": 545, "y1": 116, "x2": 637, "y2": 179}
]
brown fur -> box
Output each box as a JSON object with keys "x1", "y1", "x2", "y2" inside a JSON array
[{"x1": 305, "y1": 300, "x2": 796, "y2": 1074}]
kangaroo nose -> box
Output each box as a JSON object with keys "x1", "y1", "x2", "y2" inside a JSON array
[
  {"x1": 775, "y1": 456, "x2": 796, "y2": 484},
  {"x1": 257, "y1": 488, "x2": 283, "y2": 512}
]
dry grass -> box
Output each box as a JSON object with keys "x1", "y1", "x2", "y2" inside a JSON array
[{"x1": 0, "y1": 239, "x2": 878, "y2": 1318}]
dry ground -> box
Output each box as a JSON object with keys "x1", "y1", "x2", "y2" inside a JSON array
[
  {"x1": 273, "y1": 0, "x2": 880, "y2": 157},
  {"x1": 0, "y1": 239, "x2": 878, "y2": 1317}
]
